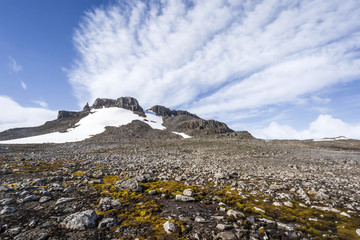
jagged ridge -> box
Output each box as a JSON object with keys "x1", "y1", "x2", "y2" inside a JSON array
[{"x1": 0, "y1": 97, "x2": 240, "y2": 142}]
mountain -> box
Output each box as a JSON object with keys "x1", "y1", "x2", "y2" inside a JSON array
[{"x1": 0, "y1": 97, "x2": 243, "y2": 144}]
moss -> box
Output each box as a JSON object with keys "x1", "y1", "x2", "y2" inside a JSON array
[
  {"x1": 84, "y1": 174, "x2": 360, "y2": 240},
  {"x1": 73, "y1": 170, "x2": 85, "y2": 177}
]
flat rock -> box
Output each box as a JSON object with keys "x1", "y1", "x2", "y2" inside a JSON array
[
  {"x1": 61, "y1": 210, "x2": 98, "y2": 230},
  {"x1": 217, "y1": 231, "x2": 237, "y2": 240},
  {"x1": 98, "y1": 218, "x2": 117, "y2": 229},
  {"x1": 216, "y1": 223, "x2": 233, "y2": 231},
  {"x1": 39, "y1": 196, "x2": 52, "y2": 203},
  {"x1": 1, "y1": 206, "x2": 16, "y2": 214},
  {"x1": 55, "y1": 197, "x2": 77, "y2": 206},
  {"x1": 183, "y1": 189, "x2": 194, "y2": 197},
  {"x1": 227, "y1": 209, "x2": 244, "y2": 219},
  {"x1": 0, "y1": 185, "x2": 12, "y2": 192},
  {"x1": 23, "y1": 195, "x2": 39, "y2": 203},
  {"x1": 194, "y1": 216, "x2": 206, "y2": 223},
  {"x1": 0, "y1": 198, "x2": 14, "y2": 205},
  {"x1": 175, "y1": 194, "x2": 195, "y2": 202}
]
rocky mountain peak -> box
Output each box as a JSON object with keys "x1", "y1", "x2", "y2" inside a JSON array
[
  {"x1": 148, "y1": 105, "x2": 233, "y2": 135},
  {"x1": 83, "y1": 103, "x2": 91, "y2": 112},
  {"x1": 148, "y1": 105, "x2": 199, "y2": 119},
  {"x1": 92, "y1": 97, "x2": 144, "y2": 113}
]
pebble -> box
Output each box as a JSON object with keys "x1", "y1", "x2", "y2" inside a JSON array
[
  {"x1": 163, "y1": 221, "x2": 175, "y2": 233},
  {"x1": 23, "y1": 195, "x2": 39, "y2": 203},
  {"x1": 0, "y1": 206, "x2": 16, "y2": 214},
  {"x1": 194, "y1": 216, "x2": 206, "y2": 223},
  {"x1": 39, "y1": 196, "x2": 52, "y2": 203},
  {"x1": 216, "y1": 223, "x2": 233, "y2": 231},
  {"x1": 183, "y1": 189, "x2": 194, "y2": 197}
]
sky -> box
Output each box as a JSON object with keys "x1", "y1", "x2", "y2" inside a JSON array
[{"x1": 1, "y1": 0, "x2": 360, "y2": 139}]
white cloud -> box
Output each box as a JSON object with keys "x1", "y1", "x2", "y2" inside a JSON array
[
  {"x1": 67, "y1": 0, "x2": 360, "y2": 139},
  {"x1": 33, "y1": 100, "x2": 48, "y2": 108},
  {"x1": 20, "y1": 80, "x2": 27, "y2": 90},
  {"x1": 252, "y1": 114, "x2": 360, "y2": 140},
  {"x1": 8, "y1": 56, "x2": 23, "y2": 73},
  {"x1": 0, "y1": 96, "x2": 57, "y2": 132}
]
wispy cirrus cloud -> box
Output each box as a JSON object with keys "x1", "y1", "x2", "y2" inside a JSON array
[
  {"x1": 8, "y1": 56, "x2": 23, "y2": 73},
  {"x1": 20, "y1": 80, "x2": 27, "y2": 90},
  {"x1": 33, "y1": 100, "x2": 49, "y2": 108},
  {"x1": 68, "y1": 0, "x2": 360, "y2": 139}
]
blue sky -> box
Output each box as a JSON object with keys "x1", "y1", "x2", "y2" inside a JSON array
[{"x1": 1, "y1": 0, "x2": 360, "y2": 139}]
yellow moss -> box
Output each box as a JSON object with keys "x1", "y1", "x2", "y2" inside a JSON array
[{"x1": 73, "y1": 171, "x2": 85, "y2": 177}]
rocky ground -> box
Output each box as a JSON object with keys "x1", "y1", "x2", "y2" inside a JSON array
[{"x1": 1, "y1": 134, "x2": 360, "y2": 239}]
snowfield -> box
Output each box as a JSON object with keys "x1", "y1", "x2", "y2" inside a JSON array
[{"x1": 0, "y1": 108, "x2": 190, "y2": 144}]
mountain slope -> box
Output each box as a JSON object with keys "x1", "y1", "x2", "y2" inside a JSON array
[{"x1": 0, "y1": 97, "x2": 237, "y2": 144}]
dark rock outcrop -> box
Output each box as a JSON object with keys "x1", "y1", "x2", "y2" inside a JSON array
[
  {"x1": 57, "y1": 111, "x2": 88, "y2": 120},
  {"x1": 149, "y1": 105, "x2": 199, "y2": 119},
  {"x1": 92, "y1": 97, "x2": 144, "y2": 114},
  {"x1": 148, "y1": 105, "x2": 233, "y2": 135},
  {"x1": 83, "y1": 103, "x2": 91, "y2": 112}
]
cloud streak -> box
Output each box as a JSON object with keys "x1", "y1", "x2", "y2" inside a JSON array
[
  {"x1": 0, "y1": 96, "x2": 57, "y2": 132},
  {"x1": 20, "y1": 80, "x2": 27, "y2": 90},
  {"x1": 9, "y1": 56, "x2": 23, "y2": 73},
  {"x1": 68, "y1": 0, "x2": 360, "y2": 138}
]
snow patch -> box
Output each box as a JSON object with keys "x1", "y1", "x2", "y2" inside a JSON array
[
  {"x1": 0, "y1": 108, "x2": 168, "y2": 144},
  {"x1": 172, "y1": 131, "x2": 192, "y2": 139},
  {"x1": 313, "y1": 136, "x2": 349, "y2": 142}
]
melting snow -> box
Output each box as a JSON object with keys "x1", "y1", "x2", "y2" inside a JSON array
[
  {"x1": 0, "y1": 108, "x2": 188, "y2": 144},
  {"x1": 313, "y1": 136, "x2": 349, "y2": 142},
  {"x1": 172, "y1": 131, "x2": 192, "y2": 139}
]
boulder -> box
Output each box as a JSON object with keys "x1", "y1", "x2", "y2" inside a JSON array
[
  {"x1": 175, "y1": 194, "x2": 195, "y2": 202},
  {"x1": 115, "y1": 178, "x2": 142, "y2": 192},
  {"x1": 163, "y1": 221, "x2": 175, "y2": 233},
  {"x1": 61, "y1": 210, "x2": 98, "y2": 230}
]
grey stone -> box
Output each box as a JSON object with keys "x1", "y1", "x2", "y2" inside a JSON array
[
  {"x1": 98, "y1": 218, "x2": 117, "y2": 229},
  {"x1": 0, "y1": 198, "x2": 14, "y2": 205},
  {"x1": 194, "y1": 216, "x2": 206, "y2": 223},
  {"x1": 216, "y1": 224, "x2": 233, "y2": 231},
  {"x1": 283, "y1": 201, "x2": 293, "y2": 208},
  {"x1": 115, "y1": 178, "x2": 142, "y2": 192},
  {"x1": 163, "y1": 221, "x2": 175, "y2": 233},
  {"x1": 217, "y1": 231, "x2": 237, "y2": 240},
  {"x1": 39, "y1": 196, "x2": 52, "y2": 203},
  {"x1": 7, "y1": 226, "x2": 21, "y2": 235},
  {"x1": 1, "y1": 206, "x2": 16, "y2": 214},
  {"x1": 97, "y1": 197, "x2": 121, "y2": 211},
  {"x1": 227, "y1": 209, "x2": 244, "y2": 219},
  {"x1": 175, "y1": 194, "x2": 195, "y2": 202},
  {"x1": 183, "y1": 189, "x2": 194, "y2": 197},
  {"x1": 0, "y1": 185, "x2": 11, "y2": 192},
  {"x1": 61, "y1": 210, "x2": 98, "y2": 230},
  {"x1": 23, "y1": 195, "x2": 39, "y2": 203},
  {"x1": 148, "y1": 190, "x2": 157, "y2": 195},
  {"x1": 55, "y1": 197, "x2": 77, "y2": 206}
]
